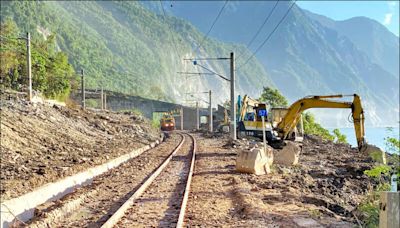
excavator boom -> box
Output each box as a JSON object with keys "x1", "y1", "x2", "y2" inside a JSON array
[{"x1": 276, "y1": 94, "x2": 366, "y2": 150}]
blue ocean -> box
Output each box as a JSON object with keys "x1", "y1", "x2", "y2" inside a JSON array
[{"x1": 327, "y1": 127, "x2": 399, "y2": 153}]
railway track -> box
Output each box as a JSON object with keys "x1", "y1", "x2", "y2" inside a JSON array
[
  {"x1": 24, "y1": 132, "x2": 196, "y2": 228},
  {"x1": 102, "y1": 133, "x2": 196, "y2": 227}
]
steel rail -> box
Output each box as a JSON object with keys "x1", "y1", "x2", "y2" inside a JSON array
[
  {"x1": 100, "y1": 133, "x2": 186, "y2": 228},
  {"x1": 176, "y1": 133, "x2": 196, "y2": 228}
]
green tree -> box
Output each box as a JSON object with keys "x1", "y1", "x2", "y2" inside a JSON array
[
  {"x1": 0, "y1": 18, "x2": 76, "y2": 100},
  {"x1": 0, "y1": 19, "x2": 24, "y2": 89},
  {"x1": 384, "y1": 127, "x2": 400, "y2": 155},
  {"x1": 302, "y1": 112, "x2": 334, "y2": 141},
  {"x1": 332, "y1": 128, "x2": 347, "y2": 143},
  {"x1": 259, "y1": 87, "x2": 288, "y2": 108}
]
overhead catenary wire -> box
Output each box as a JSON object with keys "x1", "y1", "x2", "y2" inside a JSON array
[
  {"x1": 236, "y1": 0, "x2": 280, "y2": 59},
  {"x1": 193, "y1": 0, "x2": 228, "y2": 53},
  {"x1": 159, "y1": 0, "x2": 182, "y2": 61},
  {"x1": 237, "y1": 0, "x2": 297, "y2": 70},
  {"x1": 195, "y1": 63, "x2": 230, "y2": 81}
]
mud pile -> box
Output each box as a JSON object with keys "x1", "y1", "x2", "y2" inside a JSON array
[
  {"x1": 239, "y1": 135, "x2": 377, "y2": 224},
  {"x1": 1, "y1": 92, "x2": 160, "y2": 200}
]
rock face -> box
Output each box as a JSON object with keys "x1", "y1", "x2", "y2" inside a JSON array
[{"x1": 0, "y1": 91, "x2": 161, "y2": 200}]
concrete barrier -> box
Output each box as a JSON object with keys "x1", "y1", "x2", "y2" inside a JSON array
[
  {"x1": 379, "y1": 191, "x2": 399, "y2": 228},
  {"x1": 273, "y1": 141, "x2": 301, "y2": 166},
  {"x1": 0, "y1": 137, "x2": 162, "y2": 228}
]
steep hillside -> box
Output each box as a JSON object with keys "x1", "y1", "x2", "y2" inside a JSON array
[
  {"x1": 162, "y1": 1, "x2": 399, "y2": 126},
  {"x1": 2, "y1": 1, "x2": 398, "y2": 126},
  {"x1": 1, "y1": 1, "x2": 273, "y2": 105},
  {"x1": 305, "y1": 11, "x2": 399, "y2": 77}
]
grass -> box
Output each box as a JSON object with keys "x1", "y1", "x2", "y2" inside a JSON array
[{"x1": 151, "y1": 118, "x2": 160, "y2": 130}]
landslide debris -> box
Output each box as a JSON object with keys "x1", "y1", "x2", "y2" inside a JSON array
[
  {"x1": 232, "y1": 134, "x2": 379, "y2": 225},
  {"x1": 0, "y1": 92, "x2": 160, "y2": 200}
]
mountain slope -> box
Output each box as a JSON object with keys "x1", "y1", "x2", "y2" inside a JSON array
[
  {"x1": 305, "y1": 10, "x2": 399, "y2": 77},
  {"x1": 160, "y1": 1, "x2": 399, "y2": 126},
  {"x1": 2, "y1": 1, "x2": 398, "y2": 126},
  {"x1": 1, "y1": 1, "x2": 273, "y2": 105}
]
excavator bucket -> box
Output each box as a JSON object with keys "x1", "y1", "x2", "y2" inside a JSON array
[
  {"x1": 273, "y1": 141, "x2": 302, "y2": 166},
  {"x1": 236, "y1": 146, "x2": 274, "y2": 175},
  {"x1": 362, "y1": 144, "x2": 386, "y2": 164}
]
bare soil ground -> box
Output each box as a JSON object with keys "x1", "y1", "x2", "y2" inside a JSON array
[
  {"x1": 1, "y1": 93, "x2": 160, "y2": 200},
  {"x1": 185, "y1": 132, "x2": 376, "y2": 227},
  {"x1": 1, "y1": 91, "x2": 383, "y2": 227}
]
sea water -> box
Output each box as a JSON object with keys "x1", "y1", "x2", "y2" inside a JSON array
[{"x1": 327, "y1": 127, "x2": 399, "y2": 153}]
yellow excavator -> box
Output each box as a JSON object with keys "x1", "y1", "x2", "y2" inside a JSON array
[
  {"x1": 236, "y1": 94, "x2": 378, "y2": 174},
  {"x1": 275, "y1": 94, "x2": 366, "y2": 150}
]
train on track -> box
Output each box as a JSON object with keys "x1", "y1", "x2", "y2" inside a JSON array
[{"x1": 160, "y1": 114, "x2": 175, "y2": 131}]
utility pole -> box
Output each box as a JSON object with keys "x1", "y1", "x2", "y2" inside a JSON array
[
  {"x1": 101, "y1": 86, "x2": 104, "y2": 110},
  {"x1": 262, "y1": 115, "x2": 267, "y2": 152},
  {"x1": 180, "y1": 106, "x2": 184, "y2": 131},
  {"x1": 209, "y1": 90, "x2": 213, "y2": 132},
  {"x1": 183, "y1": 53, "x2": 235, "y2": 137},
  {"x1": 104, "y1": 93, "x2": 107, "y2": 110},
  {"x1": 81, "y1": 69, "x2": 85, "y2": 109},
  {"x1": 196, "y1": 101, "x2": 199, "y2": 130},
  {"x1": 26, "y1": 32, "x2": 32, "y2": 101},
  {"x1": 230, "y1": 52, "x2": 236, "y2": 140}
]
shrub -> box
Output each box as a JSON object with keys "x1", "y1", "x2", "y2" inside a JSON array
[
  {"x1": 364, "y1": 165, "x2": 391, "y2": 180},
  {"x1": 258, "y1": 86, "x2": 288, "y2": 108},
  {"x1": 302, "y1": 112, "x2": 334, "y2": 141},
  {"x1": 151, "y1": 118, "x2": 160, "y2": 129},
  {"x1": 1, "y1": 19, "x2": 77, "y2": 100},
  {"x1": 332, "y1": 128, "x2": 347, "y2": 143},
  {"x1": 357, "y1": 131, "x2": 398, "y2": 227}
]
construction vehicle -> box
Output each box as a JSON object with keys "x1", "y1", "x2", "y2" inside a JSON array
[
  {"x1": 237, "y1": 95, "x2": 304, "y2": 144},
  {"x1": 160, "y1": 114, "x2": 175, "y2": 131},
  {"x1": 236, "y1": 94, "x2": 375, "y2": 174},
  {"x1": 237, "y1": 95, "x2": 273, "y2": 137}
]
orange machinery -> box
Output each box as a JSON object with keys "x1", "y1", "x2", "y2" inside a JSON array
[{"x1": 160, "y1": 114, "x2": 175, "y2": 131}]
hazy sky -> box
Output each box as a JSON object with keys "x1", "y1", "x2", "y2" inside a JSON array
[{"x1": 297, "y1": 1, "x2": 399, "y2": 36}]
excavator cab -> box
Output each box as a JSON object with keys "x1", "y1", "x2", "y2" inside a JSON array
[
  {"x1": 237, "y1": 96, "x2": 273, "y2": 138},
  {"x1": 270, "y1": 108, "x2": 304, "y2": 142}
]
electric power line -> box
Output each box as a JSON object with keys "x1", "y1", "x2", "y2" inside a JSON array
[
  {"x1": 195, "y1": 63, "x2": 230, "y2": 81},
  {"x1": 194, "y1": 0, "x2": 228, "y2": 53},
  {"x1": 159, "y1": 0, "x2": 182, "y2": 61},
  {"x1": 237, "y1": 0, "x2": 297, "y2": 70},
  {"x1": 236, "y1": 0, "x2": 280, "y2": 59}
]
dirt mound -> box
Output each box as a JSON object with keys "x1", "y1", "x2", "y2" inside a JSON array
[
  {"x1": 215, "y1": 133, "x2": 380, "y2": 225},
  {"x1": 1, "y1": 92, "x2": 160, "y2": 200},
  {"x1": 186, "y1": 134, "x2": 362, "y2": 226},
  {"x1": 243, "y1": 135, "x2": 376, "y2": 224}
]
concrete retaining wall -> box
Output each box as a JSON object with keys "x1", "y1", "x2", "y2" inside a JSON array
[
  {"x1": 72, "y1": 90, "x2": 212, "y2": 130},
  {"x1": 0, "y1": 139, "x2": 162, "y2": 228}
]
